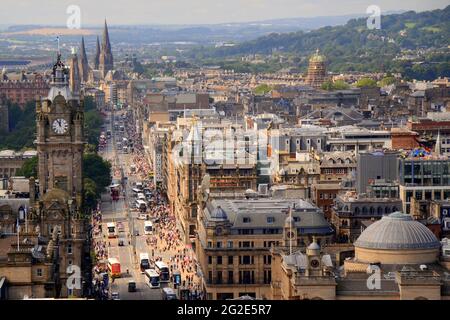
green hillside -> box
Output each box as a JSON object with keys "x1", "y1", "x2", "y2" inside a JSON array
[{"x1": 191, "y1": 6, "x2": 450, "y2": 80}]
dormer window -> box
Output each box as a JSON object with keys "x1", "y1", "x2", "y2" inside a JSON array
[
  {"x1": 267, "y1": 217, "x2": 275, "y2": 224},
  {"x1": 243, "y1": 217, "x2": 251, "y2": 223}
]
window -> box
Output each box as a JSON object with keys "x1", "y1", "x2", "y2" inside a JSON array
[
  {"x1": 37, "y1": 268, "x2": 43, "y2": 277},
  {"x1": 267, "y1": 216, "x2": 275, "y2": 224},
  {"x1": 240, "y1": 256, "x2": 253, "y2": 265},
  {"x1": 228, "y1": 256, "x2": 234, "y2": 265},
  {"x1": 227, "y1": 241, "x2": 233, "y2": 248},
  {"x1": 240, "y1": 241, "x2": 254, "y2": 248},
  {"x1": 207, "y1": 241, "x2": 212, "y2": 248},
  {"x1": 67, "y1": 243, "x2": 72, "y2": 255},
  {"x1": 264, "y1": 270, "x2": 272, "y2": 284},
  {"x1": 228, "y1": 271, "x2": 234, "y2": 284},
  {"x1": 319, "y1": 193, "x2": 323, "y2": 199},
  {"x1": 216, "y1": 241, "x2": 222, "y2": 249},
  {"x1": 68, "y1": 260, "x2": 73, "y2": 266},
  {"x1": 263, "y1": 255, "x2": 272, "y2": 265},
  {"x1": 217, "y1": 256, "x2": 223, "y2": 264},
  {"x1": 208, "y1": 256, "x2": 212, "y2": 264},
  {"x1": 216, "y1": 271, "x2": 223, "y2": 284},
  {"x1": 243, "y1": 217, "x2": 251, "y2": 223}
]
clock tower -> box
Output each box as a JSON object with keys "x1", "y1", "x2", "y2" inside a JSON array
[
  {"x1": 31, "y1": 53, "x2": 86, "y2": 298},
  {"x1": 36, "y1": 53, "x2": 84, "y2": 204}
]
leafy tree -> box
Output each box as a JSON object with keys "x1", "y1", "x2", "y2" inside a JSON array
[
  {"x1": 83, "y1": 177, "x2": 98, "y2": 211},
  {"x1": 254, "y1": 84, "x2": 272, "y2": 95},
  {"x1": 356, "y1": 78, "x2": 378, "y2": 88},
  {"x1": 378, "y1": 76, "x2": 396, "y2": 87},
  {"x1": 16, "y1": 156, "x2": 38, "y2": 178},
  {"x1": 321, "y1": 80, "x2": 350, "y2": 91},
  {"x1": 83, "y1": 153, "x2": 111, "y2": 194}
]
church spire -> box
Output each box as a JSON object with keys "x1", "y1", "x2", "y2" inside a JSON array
[
  {"x1": 94, "y1": 36, "x2": 100, "y2": 70},
  {"x1": 78, "y1": 36, "x2": 89, "y2": 83},
  {"x1": 99, "y1": 19, "x2": 114, "y2": 77}
]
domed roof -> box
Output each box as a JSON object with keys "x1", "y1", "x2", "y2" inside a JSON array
[
  {"x1": 210, "y1": 206, "x2": 228, "y2": 220},
  {"x1": 309, "y1": 49, "x2": 326, "y2": 63},
  {"x1": 307, "y1": 241, "x2": 320, "y2": 251},
  {"x1": 355, "y1": 212, "x2": 440, "y2": 250}
]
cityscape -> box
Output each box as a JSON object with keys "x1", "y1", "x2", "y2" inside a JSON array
[{"x1": 0, "y1": 0, "x2": 450, "y2": 306}]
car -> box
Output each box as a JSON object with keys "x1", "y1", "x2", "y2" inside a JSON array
[
  {"x1": 111, "y1": 292, "x2": 120, "y2": 300},
  {"x1": 128, "y1": 281, "x2": 137, "y2": 292}
]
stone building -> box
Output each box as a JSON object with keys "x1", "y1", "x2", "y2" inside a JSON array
[
  {"x1": 0, "y1": 54, "x2": 88, "y2": 299},
  {"x1": 331, "y1": 191, "x2": 402, "y2": 243},
  {"x1": 167, "y1": 119, "x2": 258, "y2": 243},
  {"x1": 0, "y1": 150, "x2": 37, "y2": 179},
  {"x1": 271, "y1": 212, "x2": 450, "y2": 300},
  {"x1": 196, "y1": 197, "x2": 334, "y2": 300},
  {"x1": 0, "y1": 71, "x2": 49, "y2": 107},
  {"x1": 0, "y1": 97, "x2": 8, "y2": 133}
]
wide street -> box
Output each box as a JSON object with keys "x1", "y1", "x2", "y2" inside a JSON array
[{"x1": 96, "y1": 109, "x2": 164, "y2": 300}]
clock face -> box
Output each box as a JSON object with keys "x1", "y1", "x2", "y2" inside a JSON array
[
  {"x1": 52, "y1": 118, "x2": 68, "y2": 134},
  {"x1": 286, "y1": 231, "x2": 295, "y2": 239},
  {"x1": 310, "y1": 259, "x2": 320, "y2": 268}
]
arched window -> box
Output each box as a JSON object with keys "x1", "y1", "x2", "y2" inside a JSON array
[
  {"x1": 385, "y1": 207, "x2": 390, "y2": 214},
  {"x1": 377, "y1": 207, "x2": 383, "y2": 214},
  {"x1": 354, "y1": 207, "x2": 360, "y2": 215},
  {"x1": 392, "y1": 207, "x2": 398, "y2": 212},
  {"x1": 370, "y1": 207, "x2": 375, "y2": 214},
  {"x1": 362, "y1": 207, "x2": 368, "y2": 214}
]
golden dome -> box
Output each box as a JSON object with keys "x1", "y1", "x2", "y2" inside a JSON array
[{"x1": 309, "y1": 49, "x2": 326, "y2": 63}]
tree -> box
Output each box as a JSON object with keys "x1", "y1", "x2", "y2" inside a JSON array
[
  {"x1": 321, "y1": 79, "x2": 350, "y2": 91},
  {"x1": 16, "y1": 156, "x2": 38, "y2": 178},
  {"x1": 356, "y1": 77, "x2": 378, "y2": 88},
  {"x1": 254, "y1": 84, "x2": 272, "y2": 95},
  {"x1": 378, "y1": 76, "x2": 396, "y2": 87},
  {"x1": 83, "y1": 153, "x2": 112, "y2": 194},
  {"x1": 83, "y1": 177, "x2": 98, "y2": 211}
]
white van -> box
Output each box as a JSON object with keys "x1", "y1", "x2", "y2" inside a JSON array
[
  {"x1": 144, "y1": 221, "x2": 153, "y2": 235},
  {"x1": 135, "y1": 200, "x2": 147, "y2": 212}
]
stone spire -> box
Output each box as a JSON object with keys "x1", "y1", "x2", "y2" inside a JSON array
[
  {"x1": 99, "y1": 19, "x2": 114, "y2": 77},
  {"x1": 94, "y1": 36, "x2": 100, "y2": 70},
  {"x1": 78, "y1": 36, "x2": 89, "y2": 83},
  {"x1": 69, "y1": 48, "x2": 81, "y2": 97}
]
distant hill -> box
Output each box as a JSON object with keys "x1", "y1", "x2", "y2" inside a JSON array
[{"x1": 194, "y1": 6, "x2": 450, "y2": 79}]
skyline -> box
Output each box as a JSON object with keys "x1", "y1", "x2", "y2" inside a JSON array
[{"x1": 0, "y1": 0, "x2": 448, "y2": 26}]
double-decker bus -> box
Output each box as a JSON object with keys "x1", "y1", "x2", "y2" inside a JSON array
[
  {"x1": 145, "y1": 269, "x2": 160, "y2": 289},
  {"x1": 139, "y1": 253, "x2": 150, "y2": 273},
  {"x1": 155, "y1": 261, "x2": 170, "y2": 283},
  {"x1": 108, "y1": 258, "x2": 121, "y2": 278}
]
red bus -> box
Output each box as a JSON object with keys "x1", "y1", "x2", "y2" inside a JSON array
[{"x1": 108, "y1": 258, "x2": 121, "y2": 278}]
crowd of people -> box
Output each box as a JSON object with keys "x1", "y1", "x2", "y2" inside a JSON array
[{"x1": 139, "y1": 181, "x2": 204, "y2": 300}]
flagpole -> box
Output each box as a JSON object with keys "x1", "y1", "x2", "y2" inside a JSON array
[{"x1": 17, "y1": 215, "x2": 20, "y2": 251}]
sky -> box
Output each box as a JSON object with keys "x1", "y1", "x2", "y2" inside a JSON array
[{"x1": 0, "y1": 0, "x2": 448, "y2": 25}]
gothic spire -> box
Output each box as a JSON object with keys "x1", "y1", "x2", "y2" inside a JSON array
[
  {"x1": 102, "y1": 19, "x2": 112, "y2": 54},
  {"x1": 94, "y1": 36, "x2": 100, "y2": 70},
  {"x1": 99, "y1": 19, "x2": 114, "y2": 77},
  {"x1": 78, "y1": 36, "x2": 89, "y2": 82}
]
